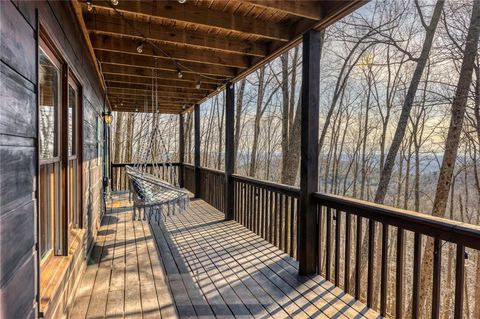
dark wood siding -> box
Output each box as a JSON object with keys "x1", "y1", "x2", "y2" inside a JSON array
[{"x1": 0, "y1": 1, "x2": 105, "y2": 318}]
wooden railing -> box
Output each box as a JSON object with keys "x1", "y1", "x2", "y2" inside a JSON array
[
  {"x1": 183, "y1": 163, "x2": 195, "y2": 193},
  {"x1": 314, "y1": 192, "x2": 480, "y2": 318},
  {"x1": 199, "y1": 167, "x2": 225, "y2": 212},
  {"x1": 110, "y1": 161, "x2": 479, "y2": 317},
  {"x1": 111, "y1": 162, "x2": 181, "y2": 191},
  {"x1": 232, "y1": 174, "x2": 300, "y2": 258}
]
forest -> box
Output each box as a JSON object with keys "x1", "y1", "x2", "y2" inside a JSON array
[{"x1": 110, "y1": 0, "x2": 480, "y2": 317}]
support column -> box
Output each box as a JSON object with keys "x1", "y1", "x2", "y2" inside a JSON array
[
  {"x1": 225, "y1": 83, "x2": 235, "y2": 220},
  {"x1": 298, "y1": 30, "x2": 321, "y2": 275},
  {"x1": 178, "y1": 113, "x2": 185, "y2": 188},
  {"x1": 194, "y1": 104, "x2": 201, "y2": 198}
]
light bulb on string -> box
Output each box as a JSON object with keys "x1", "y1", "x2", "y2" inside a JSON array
[
  {"x1": 86, "y1": 0, "x2": 93, "y2": 11},
  {"x1": 111, "y1": 0, "x2": 119, "y2": 6},
  {"x1": 178, "y1": 0, "x2": 187, "y2": 3},
  {"x1": 195, "y1": 81, "x2": 201, "y2": 90},
  {"x1": 177, "y1": 70, "x2": 183, "y2": 79},
  {"x1": 136, "y1": 40, "x2": 144, "y2": 53}
]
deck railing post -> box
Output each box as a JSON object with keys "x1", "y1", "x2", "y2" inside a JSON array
[
  {"x1": 298, "y1": 29, "x2": 321, "y2": 275},
  {"x1": 194, "y1": 104, "x2": 201, "y2": 198},
  {"x1": 179, "y1": 113, "x2": 185, "y2": 188},
  {"x1": 225, "y1": 82, "x2": 235, "y2": 220}
]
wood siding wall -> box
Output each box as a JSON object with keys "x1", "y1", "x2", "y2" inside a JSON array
[{"x1": 0, "y1": 1, "x2": 105, "y2": 318}]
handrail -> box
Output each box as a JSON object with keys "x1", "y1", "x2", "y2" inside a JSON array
[
  {"x1": 199, "y1": 166, "x2": 224, "y2": 176},
  {"x1": 313, "y1": 192, "x2": 480, "y2": 250},
  {"x1": 112, "y1": 162, "x2": 181, "y2": 167},
  {"x1": 232, "y1": 174, "x2": 300, "y2": 197}
]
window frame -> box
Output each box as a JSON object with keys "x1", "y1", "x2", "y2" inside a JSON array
[
  {"x1": 38, "y1": 35, "x2": 63, "y2": 263},
  {"x1": 38, "y1": 26, "x2": 84, "y2": 264}
]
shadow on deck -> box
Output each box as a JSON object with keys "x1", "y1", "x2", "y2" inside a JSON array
[{"x1": 70, "y1": 193, "x2": 379, "y2": 319}]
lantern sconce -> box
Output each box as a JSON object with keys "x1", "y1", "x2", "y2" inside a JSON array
[{"x1": 102, "y1": 111, "x2": 113, "y2": 125}]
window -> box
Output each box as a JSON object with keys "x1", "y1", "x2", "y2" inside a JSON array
[
  {"x1": 39, "y1": 45, "x2": 61, "y2": 260},
  {"x1": 38, "y1": 35, "x2": 83, "y2": 262},
  {"x1": 67, "y1": 76, "x2": 81, "y2": 232}
]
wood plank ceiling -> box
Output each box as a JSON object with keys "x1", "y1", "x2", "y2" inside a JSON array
[{"x1": 76, "y1": 0, "x2": 366, "y2": 114}]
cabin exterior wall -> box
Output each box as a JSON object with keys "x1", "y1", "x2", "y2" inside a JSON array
[{"x1": 0, "y1": 1, "x2": 105, "y2": 318}]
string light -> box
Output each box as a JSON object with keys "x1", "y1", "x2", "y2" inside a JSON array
[
  {"x1": 86, "y1": 0, "x2": 93, "y2": 11},
  {"x1": 195, "y1": 81, "x2": 201, "y2": 90},
  {"x1": 178, "y1": 0, "x2": 187, "y2": 3},
  {"x1": 108, "y1": 5, "x2": 228, "y2": 83},
  {"x1": 136, "y1": 40, "x2": 144, "y2": 53},
  {"x1": 111, "y1": 0, "x2": 119, "y2": 6},
  {"x1": 177, "y1": 70, "x2": 183, "y2": 79}
]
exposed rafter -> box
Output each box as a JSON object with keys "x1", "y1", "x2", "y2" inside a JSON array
[
  {"x1": 241, "y1": 1, "x2": 323, "y2": 20},
  {"x1": 83, "y1": 1, "x2": 290, "y2": 41},
  {"x1": 95, "y1": 51, "x2": 237, "y2": 78},
  {"x1": 84, "y1": 14, "x2": 268, "y2": 57},
  {"x1": 90, "y1": 34, "x2": 250, "y2": 69}
]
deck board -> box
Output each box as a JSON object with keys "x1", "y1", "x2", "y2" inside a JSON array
[{"x1": 71, "y1": 193, "x2": 379, "y2": 319}]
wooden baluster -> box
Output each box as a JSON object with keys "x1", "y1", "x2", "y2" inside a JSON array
[
  {"x1": 279, "y1": 193, "x2": 284, "y2": 251},
  {"x1": 275, "y1": 192, "x2": 280, "y2": 247},
  {"x1": 380, "y1": 223, "x2": 388, "y2": 317},
  {"x1": 256, "y1": 187, "x2": 261, "y2": 235},
  {"x1": 283, "y1": 195, "x2": 289, "y2": 253},
  {"x1": 318, "y1": 205, "x2": 323, "y2": 276},
  {"x1": 290, "y1": 197, "x2": 295, "y2": 258},
  {"x1": 326, "y1": 206, "x2": 332, "y2": 281},
  {"x1": 355, "y1": 215, "x2": 362, "y2": 300},
  {"x1": 396, "y1": 228, "x2": 405, "y2": 319},
  {"x1": 431, "y1": 238, "x2": 442, "y2": 319},
  {"x1": 367, "y1": 219, "x2": 375, "y2": 307},
  {"x1": 335, "y1": 209, "x2": 341, "y2": 286},
  {"x1": 269, "y1": 190, "x2": 274, "y2": 244},
  {"x1": 454, "y1": 245, "x2": 465, "y2": 319},
  {"x1": 412, "y1": 233, "x2": 422, "y2": 319},
  {"x1": 345, "y1": 212, "x2": 351, "y2": 292}
]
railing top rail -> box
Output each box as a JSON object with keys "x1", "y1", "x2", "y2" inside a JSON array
[
  {"x1": 199, "y1": 166, "x2": 225, "y2": 176},
  {"x1": 314, "y1": 192, "x2": 480, "y2": 250},
  {"x1": 232, "y1": 174, "x2": 300, "y2": 197},
  {"x1": 183, "y1": 163, "x2": 195, "y2": 169},
  {"x1": 112, "y1": 162, "x2": 181, "y2": 167}
]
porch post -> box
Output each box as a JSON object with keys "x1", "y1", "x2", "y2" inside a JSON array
[
  {"x1": 178, "y1": 113, "x2": 185, "y2": 188},
  {"x1": 225, "y1": 83, "x2": 235, "y2": 220},
  {"x1": 194, "y1": 104, "x2": 201, "y2": 198},
  {"x1": 298, "y1": 30, "x2": 321, "y2": 275}
]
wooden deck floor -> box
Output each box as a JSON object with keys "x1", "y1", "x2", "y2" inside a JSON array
[{"x1": 70, "y1": 193, "x2": 379, "y2": 319}]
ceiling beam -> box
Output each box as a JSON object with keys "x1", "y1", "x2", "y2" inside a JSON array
[
  {"x1": 84, "y1": 13, "x2": 267, "y2": 57},
  {"x1": 240, "y1": 1, "x2": 323, "y2": 20},
  {"x1": 100, "y1": 64, "x2": 221, "y2": 84},
  {"x1": 86, "y1": 1, "x2": 290, "y2": 41},
  {"x1": 107, "y1": 95, "x2": 198, "y2": 105},
  {"x1": 113, "y1": 106, "x2": 182, "y2": 114},
  {"x1": 107, "y1": 87, "x2": 205, "y2": 99},
  {"x1": 104, "y1": 74, "x2": 216, "y2": 91},
  {"x1": 105, "y1": 81, "x2": 211, "y2": 96},
  {"x1": 90, "y1": 34, "x2": 250, "y2": 69},
  {"x1": 95, "y1": 50, "x2": 237, "y2": 78}
]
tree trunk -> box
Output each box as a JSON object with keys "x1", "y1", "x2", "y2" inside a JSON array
[
  {"x1": 374, "y1": 0, "x2": 445, "y2": 204},
  {"x1": 250, "y1": 67, "x2": 265, "y2": 177},
  {"x1": 234, "y1": 79, "x2": 246, "y2": 171},
  {"x1": 417, "y1": 0, "x2": 480, "y2": 314}
]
